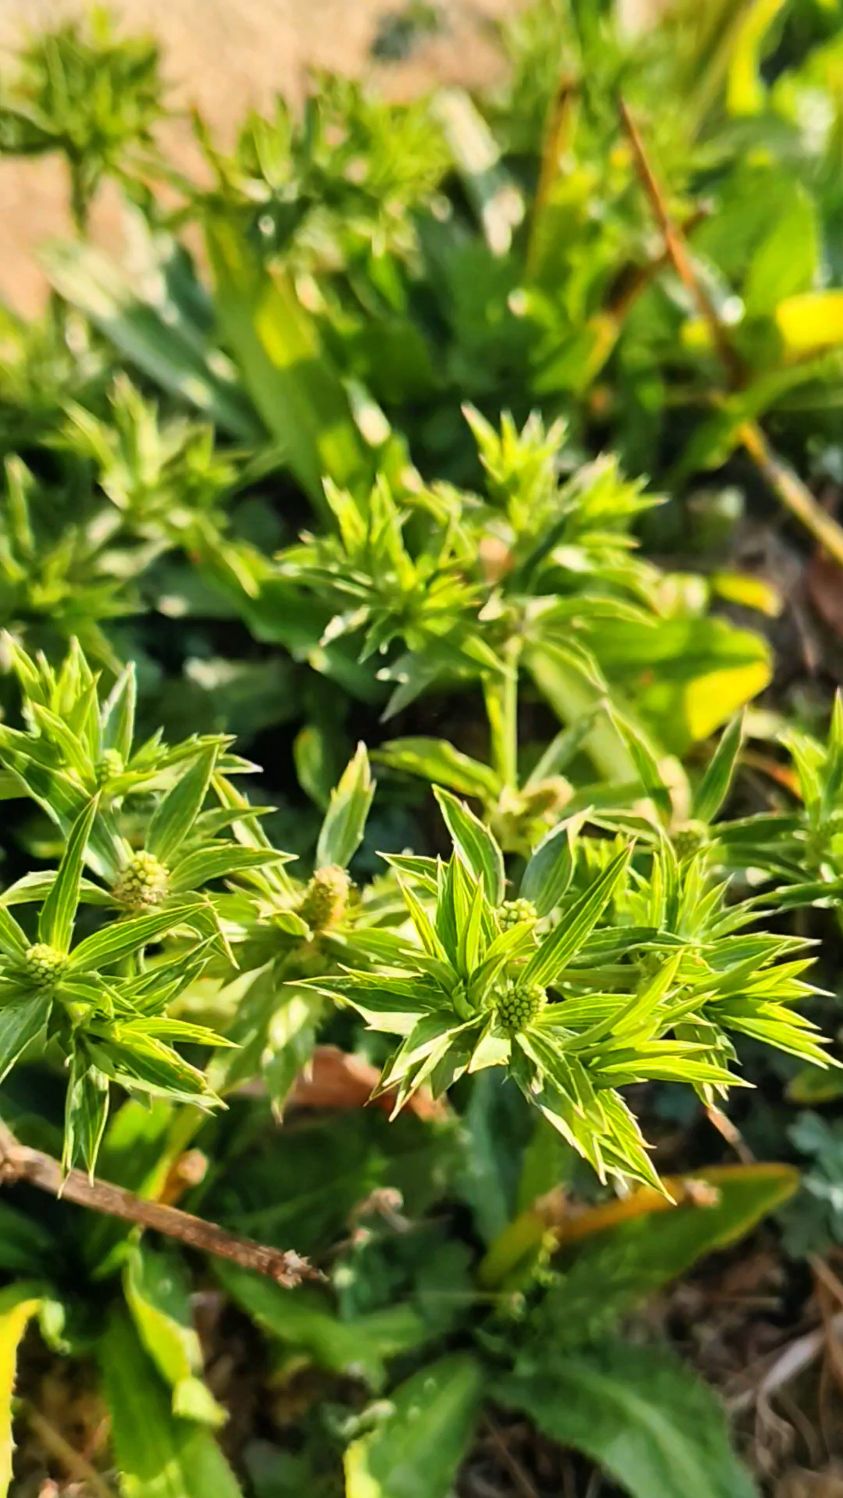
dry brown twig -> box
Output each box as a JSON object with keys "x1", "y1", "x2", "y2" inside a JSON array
[
  {"x1": 619, "y1": 97, "x2": 843, "y2": 571},
  {"x1": 18, "y1": 1402, "x2": 113, "y2": 1498},
  {"x1": 482, "y1": 1415, "x2": 541, "y2": 1498},
  {"x1": 0, "y1": 1119, "x2": 319, "y2": 1288}
]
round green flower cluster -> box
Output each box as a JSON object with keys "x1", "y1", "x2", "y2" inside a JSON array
[
  {"x1": 23, "y1": 943, "x2": 67, "y2": 990},
  {"x1": 298, "y1": 864, "x2": 350, "y2": 933},
  {"x1": 112, "y1": 850, "x2": 170, "y2": 909},
  {"x1": 498, "y1": 897, "x2": 537, "y2": 931},
  {"x1": 494, "y1": 977, "x2": 547, "y2": 1035},
  {"x1": 672, "y1": 819, "x2": 709, "y2": 860}
]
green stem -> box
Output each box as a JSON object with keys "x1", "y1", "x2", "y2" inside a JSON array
[{"x1": 484, "y1": 639, "x2": 521, "y2": 791}]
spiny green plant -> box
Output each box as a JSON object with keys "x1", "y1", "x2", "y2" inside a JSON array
[
  {"x1": 0, "y1": 6, "x2": 164, "y2": 226},
  {"x1": 0, "y1": 636, "x2": 836, "y2": 1195},
  {"x1": 0, "y1": 3, "x2": 841, "y2": 1492}
]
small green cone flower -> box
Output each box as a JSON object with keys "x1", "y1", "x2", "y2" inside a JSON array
[
  {"x1": 499, "y1": 897, "x2": 537, "y2": 931},
  {"x1": 23, "y1": 943, "x2": 67, "y2": 990},
  {"x1": 95, "y1": 749, "x2": 124, "y2": 786},
  {"x1": 672, "y1": 819, "x2": 709, "y2": 860},
  {"x1": 112, "y1": 849, "x2": 170, "y2": 910},
  {"x1": 298, "y1": 864, "x2": 351, "y2": 933},
  {"x1": 494, "y1": 978, "x2": 547, "y2": 1035},
  {"x1": 522, "y1": 776, "x2": 572, "y2": 819}
]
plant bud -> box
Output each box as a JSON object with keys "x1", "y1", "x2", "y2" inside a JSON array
[
  {"x1": 112, "y1": 849, "x2": 170, "y2": 909},
  {"x1": 95, "y1": 749, "x2": 124, "y2": 785},
  {"x1": 298, "y1": 864, "x2": 350, "y2": 932},
  {"x1": 499, "y1": 897, "x2": 537, "y2": 931},
  {"x1": 672, "y1": 819, "x2": 708, "y2": 859},
  {"x1": 24, "y1": 943, "x2": 67, "y2": 989},
  {"x1": 494, "y1": 978, "x2": 547, "y2": 1035}
]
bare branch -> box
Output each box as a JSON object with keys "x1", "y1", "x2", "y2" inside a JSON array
[{"x1": 0, "y1": 1120, "x2": 318, "y2": 1288}]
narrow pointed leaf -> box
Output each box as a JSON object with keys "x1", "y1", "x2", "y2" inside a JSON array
[
  {"x1": 693, "y1": 713, "x2": 744, "y2": 824},
  {"x1": 68, "y1": 905, "x2": 201, "y2": 972},
  {"x1": 520, "y1": 812, "x2": 585, "y2": 917},
  {"x1": 525, "y1": 846, "x2": 632, "y2": 987},
  {"x1": 434, "y1": 787, "x2": 504, "y2": 904},
  {"x1": 147, "y1": 748, "x2": 218, "y2": 864},
  {"x1": 38, "y1": 795, "x2": 99, "y2": 953},
  {"x1": 0, "y1": 993, "x2": 52, "y2": 1083},
  {"x1": 316, "y1": 743, "x2": 374, "y2": 871}
]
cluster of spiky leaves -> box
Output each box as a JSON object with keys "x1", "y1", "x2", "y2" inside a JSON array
[
  {"x1": 1, "y1": 5, "x2": 843, "y2": 1490},
  {"x1": 0, "y1": 636, "x2": 837, "y2": 1199},
  {"x1": 310, "y1": 777, "x2": 835, "y2": 1191},
  {"x1": 0, "y1": 8, "x2": 163, "y2": 227}
]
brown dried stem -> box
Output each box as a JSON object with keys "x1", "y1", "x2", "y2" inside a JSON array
[
  {"x1": 619, "y1": 97, "x2": 843, "y2": 570},
  {"x1": 0, "y1": 1120, "x2": 317, "y2": 1287}
]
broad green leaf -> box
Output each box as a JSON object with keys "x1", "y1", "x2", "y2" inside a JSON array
[
  {"x1": 692, "y1": 713, "x2": 744, "y2": 823},
  {"x1": 743, "y1": 184, "x2": 818, "y2": 316},
  {"x1": 147, "y1": 748, "x2": 218, "y2": 864},
  {"x1": 316, "y1": 744, "x2": 374, "y2": 871},
  {"x1": 0, "y1": 1284, "x2": 43, "y2": 1498},
  {"x1": 497, "y1": 1341, "x2": 756, "y2": 1498},
  {"x1": 525, "y1": 845, "x2": 631, "y2": 987},
  {"x1": 344, "y1": 1355, "x2": 483, "y2": 1498},
  {"x1": 100, "y1": 1311, "x2": 243, "y2": 1498},
  {"x1": 546, "y1": 1164, "x2": 797, "y2": 1345},
  {"x1": 433, "y1": 787, "x2": 505, "y2": 904},
  {"x1": 376, "y1": 738, "x2": 500, "y2": 800},
  {"x1": 216, "y1": 1262, "x2": 431, "y2": 1390},
  {"x1": 124, "y1": 1244, "x2": 225, "y2": 1427},
  {"x1": 207, "y1": 219, "x2": 369, "y2": 503},
  {"x1": 582, "y1": 618, "x2": 771, "y2": 753},
  {"x1": 775, "y1": 291, "x2": 843, "y2": 355},
  {"x1": 38, "y1": 795, "x2": 99, "y2": 953},
  {"x1": 0, "y1": 993, "x2": 52, "y2": 1083}
]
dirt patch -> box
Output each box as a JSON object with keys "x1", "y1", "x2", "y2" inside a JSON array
[{"x1": 0, "y1": 0, "x2": 524, "y2": 313}]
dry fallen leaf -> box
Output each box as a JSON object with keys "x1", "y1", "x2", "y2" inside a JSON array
[
  {"x1": 807, "y1": 552, "x2": 843, "y2": 639},
  {"x1": 777, "y1": 1468, "x2": 843, "y2": 1498},
  {"x1": 288, "y1": 1045, "x2": 448, "y2": 1121}
]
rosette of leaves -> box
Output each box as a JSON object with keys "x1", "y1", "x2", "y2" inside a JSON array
[
  {"x1": 196, "y1": 73, "x2": 449, "y2": 273},
  {"x1": 0, "y1": 794, "x2": 228, "y2": 1177},
  {"x1": 309, "y1": 786, "x2": 835, "y2": 1191},
  {"x1": 275, "y1": 411, "x2": 770, "y2": 763},
  {"x1": 0, "y1": 8, "x2": 164, "y2": 226},
  {"x1": 0, "y1": 636, "x2": 285, "y2": 905}
]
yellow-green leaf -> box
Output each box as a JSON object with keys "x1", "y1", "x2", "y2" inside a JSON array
[{"x1": 0, "y1": 1285, "x2": 43, "y2": 1497}]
